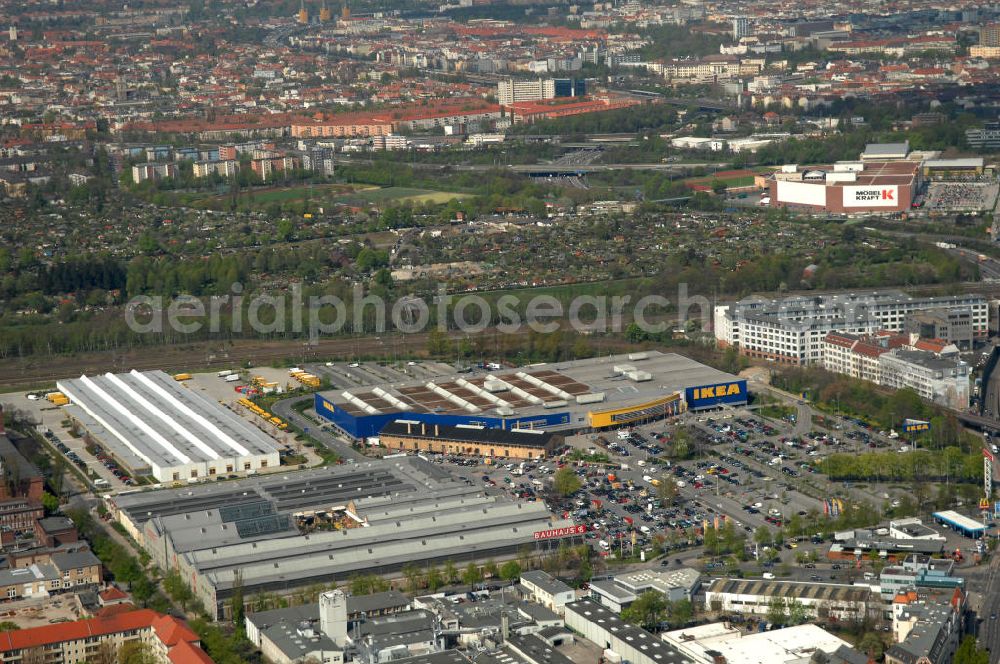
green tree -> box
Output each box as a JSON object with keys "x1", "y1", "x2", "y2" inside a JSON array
[
  {"x1": 118, "y1": 641, "x2": 158, "y2": 664},
  {"x1": 403, "y1": 563, "x2": 422, "y2": 594},
  {"x1": 621, "y1": 591, "x2": 668, "y2": 630},
  {"x1": 786, "y1": 598, "x2": 809, "y2": 625},
  {"x1": 953, "y1": 635, "x2": 990, "y2": 664},
  {"x1": 857, "y1": 632, "x2": 885, "y2": 660},
  {"x1": 499, "y1": 560, "x2": 522, "y2": 583},
  {"x1": 41, "y1": 491, "x2": 59, "y2": 513},
  {"x1": 552, "y1": 467, "x2": 581, "y2": 497},
  {"x1": 443, "y1": 560, "x2": 459, "y2": 585},
  {"x1": 656, "y1": 477, "x2": 679, "y2": 503},
  {"x1": 766, "y1": 596, "x2": 788, "y2": 626},
  {"x1": 670, "y1": 598, "x2": 694, "y2": 627},
  {"x1": 669, "y1": 428, "x2": 691, "y2": 460},
  {"x1": 462, "y1": 563, "x2": 483, "y2": 590},
  {"x1": 426, "y1": 566, "x2": 443, "y2": 592},
  {"x1": 0, "y1": 622, "x2": 17, "y2": 632}
]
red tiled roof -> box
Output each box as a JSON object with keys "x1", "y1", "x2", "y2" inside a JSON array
[
  {"x1": 0, "y1": 609, "x2": 207, "y2": 663},
  {"x1": 95, "y1": 603, "x2": 137, "y2": 618},
  {"x1": 152, "y1": 614, "x2": 199, "y2": 647},
  {"x1": 0, "y1": 610, "x2": 162, "y2": 652},
  {"x1": 169, "y1": 639, "x2": 216, "y2": 664},
  {"x1": 99, "y1": 586, "x2": 128, "y2": 602}
]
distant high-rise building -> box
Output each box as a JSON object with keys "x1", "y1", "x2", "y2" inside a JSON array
[
  {"x1": 8, "y1": 26, "x2": 16, "y2": 41},
  {"x1": 298, "y1": 0, "x2": 309, "y2": 24},
  {"x1": 497, "y1": 78, "x2": 584, "y2": 106},
  {"x1": 982, "y1": 22, "x2": 1000, "y2": 47},
  {"x1": 319, "y1": 0, "x2": 331, "y2": 22},
  {"x1": 732, "y1": 16, "x2": 750, "y2": 40}
]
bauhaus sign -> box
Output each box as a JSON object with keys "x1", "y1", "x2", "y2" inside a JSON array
[
  {"x1": 533, "y1": 525, "x2": 587, "y2": 540},
  {"x1": 843, "y1": 185, "x2": 899, "y2": 208}
]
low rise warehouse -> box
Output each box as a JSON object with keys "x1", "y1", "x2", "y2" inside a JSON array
[
  {"x1": 315, "y1": 352, "x2": 748, "y2": 440},
  {"x1": 109, "y1": 457, "x2": 577, "y2": 619},
  {"x1": 57, "y1": 370, "x2": 280, "y2": 482},
  {"x1": 378, "y1": 421, "x2": 559, "y2": 459}
]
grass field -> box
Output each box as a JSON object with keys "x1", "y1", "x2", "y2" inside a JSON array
[
  {"x1": 184, "y1": 184, "x2": 465, "y2": 210},
  {"x1": 338, "y1": 186, "x2": 466, "y2": 205},
  {"x1": 683, "y1": 170, "x2": 757, "y2": 190}
]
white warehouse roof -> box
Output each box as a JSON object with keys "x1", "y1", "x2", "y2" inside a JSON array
[{"x1": 57, "y1": 370, "x2": 280, "y2": 481}]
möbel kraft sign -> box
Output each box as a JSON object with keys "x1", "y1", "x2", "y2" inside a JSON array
[{"x1": 843, "y1": 185, "x2": 899, "y2": 208}]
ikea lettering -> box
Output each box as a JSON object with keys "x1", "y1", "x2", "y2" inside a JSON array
[
  {"x1": 686, "y1": 381, "x2": 747, "y2": 409},
  {"x1": 902, "y1": 419, "x2": 930, "y2": 433},
  {"x1": 692, "y1": 384, "x2": 742, "y2": 400},
  {"x1": 843, "y1": 185, "x2": 900, "y2": 208}
]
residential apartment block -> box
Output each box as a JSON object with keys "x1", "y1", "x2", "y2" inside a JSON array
[
  {"x1": 0, "y1": 609, "x2": 212, "y2": 664},
  {"x1": 714, "y1": 291, "x2": 987, "y2": 365},
  {"x1": 886, "y1": 589, "x2": 965, "y2": 664},
  {"x1": 130, "y1": 162, "x2": 177, "y2": 183},
  {"x1": 879, "y1": 348, "x2": 970, "y2": 411},
  {"x1": 822, "y1": 332, "x2": 968, "y2": 409}
]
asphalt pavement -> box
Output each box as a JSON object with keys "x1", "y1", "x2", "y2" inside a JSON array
[{"x1": 271, "y1": 396, "x2": 365, "y2": 462}]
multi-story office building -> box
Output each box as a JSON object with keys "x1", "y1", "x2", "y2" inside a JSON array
[
  {"x1": 966, "y1": 122, "x2": 1000, "y2": 150},
  {"x1": 732, "y1": 16, "x2": 750, "y2": 40},
  {"x1": 905, "y1": 309, "x2": 973, "y2": 350},
  {"x1": 497, "y1": 78, "x2": 584, "y2": 106},
  {"x1": 981, "y1": 22, "x2": 1000, "y2": 47},
  {"x1": 714, "y1": 291, "x2": 987, "y2": 365}
]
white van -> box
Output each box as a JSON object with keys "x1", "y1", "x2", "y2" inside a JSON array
[
  {"x1": 599, "y1": 540, "x2": 610, "y2": 550},
  {"x1": 762, "y1": 572, "x2": 775, "y2": 580},
  {"x1": 640, "y1": 525, "x2": 651, "y2": 535},
  {"x1": 617, "y1": 430, "x2": 630, "y2": 440}
]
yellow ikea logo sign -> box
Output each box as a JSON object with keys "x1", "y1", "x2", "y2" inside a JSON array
[
  {"x1": 906, "y1": 423, "x2": 929, "y2": 431},
  {"x1": 323, "y1": 400, "x2": 335, "y2": 412},
  {"x1": 693, "y1": 384, "x2": 742, "y2": 400}
]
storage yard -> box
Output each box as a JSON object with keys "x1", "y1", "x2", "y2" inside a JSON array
[
  {"x1": 108, "y1": 456, "x2": 576, "y2": 619},
  {"x1": 313, "y1": 351, "x2": 748, "y2": 440},
  {"x1": 55, "y1": 370, "x2": 281, "y2": 483}
]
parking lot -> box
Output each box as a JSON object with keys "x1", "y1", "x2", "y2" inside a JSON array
[{"x1": 403, "y1": 398, "x2": 974, "y2": 578}]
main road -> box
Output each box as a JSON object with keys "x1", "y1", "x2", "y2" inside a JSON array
[{"x1": 271, "y1": 395, "x2": 365, "y2": 462}]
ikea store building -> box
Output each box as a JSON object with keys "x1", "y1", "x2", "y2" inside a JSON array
[{"x1": 314, "y1": 351, "x2": 748, "y2": 440}]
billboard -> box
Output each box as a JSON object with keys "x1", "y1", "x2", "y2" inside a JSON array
[
  {"x1": 902, "y1": 419, "x2": 930, "y2": 433},
  {"x1": 685, "y1": 380, "x2": 748, "y2": 410},
  {"x1": 843, "y1": 185, "x2": 899, "y2": 208},
  {"x1": 776, "y1": 180, "x2": 827, "y2": 207},
  {"x1": 533, "y1": 525, "x2": 587, "y2": 540}
]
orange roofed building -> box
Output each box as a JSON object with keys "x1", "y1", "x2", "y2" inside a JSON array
[{"x1": 0, "y1": 609, "x2": 213, "y2": 664}]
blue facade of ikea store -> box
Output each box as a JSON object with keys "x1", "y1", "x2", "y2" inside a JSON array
[
  {"x1": 684, "y1": 379, "x2": 748, "y2": 410},
  {"x1": 314, "y1": 394, "x2": 573, "y2": 440}
]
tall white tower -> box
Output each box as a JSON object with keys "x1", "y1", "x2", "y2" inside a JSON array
[
  {"x1": 8, "y1": 26, "x2": 17, "y2": 41},
  {"x1": 319, "y1": 589, "x2": 348, "y2": 647}
]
